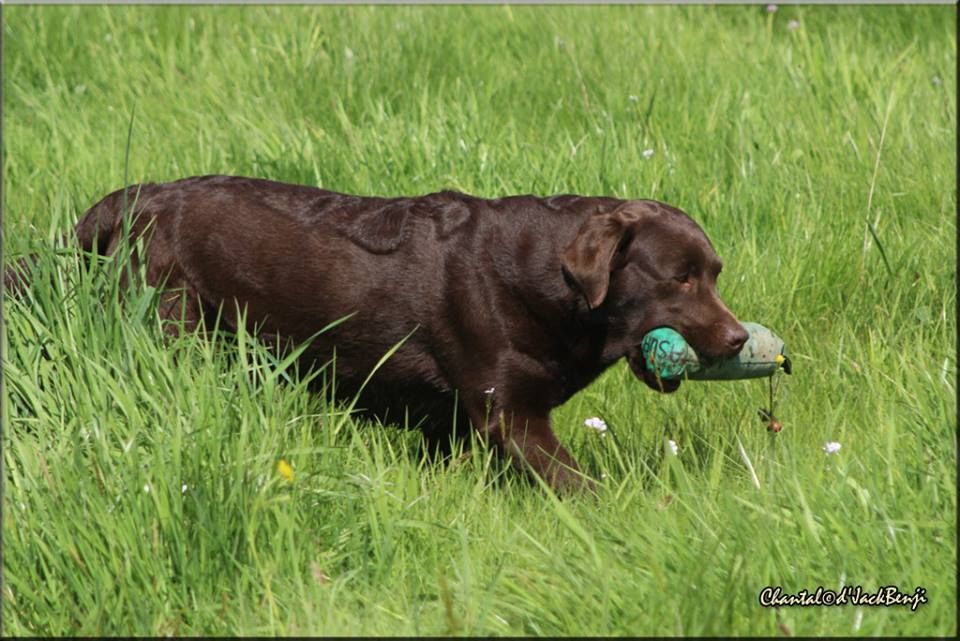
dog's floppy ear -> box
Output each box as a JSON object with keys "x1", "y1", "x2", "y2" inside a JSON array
[{"x1": 561, "y1": 206, "x2": 635, "y2": 310}]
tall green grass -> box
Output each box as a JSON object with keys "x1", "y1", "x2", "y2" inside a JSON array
[{"x1": 3, "y1": 5, "x2": 956, "y2": 636}]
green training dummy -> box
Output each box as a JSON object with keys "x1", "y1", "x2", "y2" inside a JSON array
[{"x1": 640, "y1": 322, "x2": 792, "y2": 381}]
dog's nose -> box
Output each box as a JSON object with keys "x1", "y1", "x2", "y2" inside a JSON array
[{"x1": 726, "y1": 325, "x2": 749, "y2": 354}]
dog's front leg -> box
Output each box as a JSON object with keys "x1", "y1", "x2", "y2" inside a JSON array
[{"x1": 471, "y1": 401, "x2": 594, "y2": 493}]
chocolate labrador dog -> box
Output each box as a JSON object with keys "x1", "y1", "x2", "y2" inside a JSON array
[{"x1": 7, "y1": 175, "x2": 748, "y2": 492}]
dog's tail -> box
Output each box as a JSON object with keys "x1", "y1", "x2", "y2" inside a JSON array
[
  {"x1": 74, "y1": 184, "x2": 147, "y2": 257},
  {"x1": 4, "y1": 184, "x2": 146, "y2": 298}
]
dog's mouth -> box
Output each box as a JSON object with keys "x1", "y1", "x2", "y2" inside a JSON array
[{"x1": 627, "y1": 348, "x2": 683, "y2": 394}]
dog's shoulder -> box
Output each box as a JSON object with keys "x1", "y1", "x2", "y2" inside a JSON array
[
  {"x1": 332, "y1": 195, "x2": 416, "y2": 254},
  {"x1": 315, "y1": 189, "x2": 481, "y2": 255},
  {"x1": 418, "y1": 190, "x2": 476, "y2": 240}
]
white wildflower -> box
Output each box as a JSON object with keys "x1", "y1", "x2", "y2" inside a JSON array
[
  {"x1": 668, "y1": 439, "x2": 678, "y2": 456},
  {"x1": 143, "y1": 483, "x2": 151, "y2": 493},
  {"x1": 483, "y1": 387, "x2": 495, "y2": 395},
  {"x1": 584, "y1": 417, "x2": 608, "y2": 432},
  {"x1": 823, "y1": 441, "x2": 842, "y2": 455},
  {"x1": 642, "y1": 148, "x2": 655, "y2": 159}
]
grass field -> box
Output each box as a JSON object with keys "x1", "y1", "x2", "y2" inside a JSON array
[{"x1": 2, "y1": 4, "x2": 956, "y2": 636}]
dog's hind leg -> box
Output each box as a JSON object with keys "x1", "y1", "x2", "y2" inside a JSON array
[
  {"x1": 3, "y1": 254, "x2": 41, "y2": 299},
  {"x1": 155, "y1": 277, "x2": 220, "y2": 338}
]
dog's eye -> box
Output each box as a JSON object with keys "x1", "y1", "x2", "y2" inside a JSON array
[{"x1": 674, "y1": 262, "x2": 700, "y2": 283}]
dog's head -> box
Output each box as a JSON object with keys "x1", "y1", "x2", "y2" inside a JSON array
[{"x1": 561, "y1": 200, "x2": 748, "y2": 393}]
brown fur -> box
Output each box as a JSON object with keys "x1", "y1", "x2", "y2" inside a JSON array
[{"x1": 7, "y1": 175, "x2": 749, "y2": 491}]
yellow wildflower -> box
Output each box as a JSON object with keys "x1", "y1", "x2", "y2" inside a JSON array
[{"x1": 277, "y1": 459, "x2": 295, "y2": 482}]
